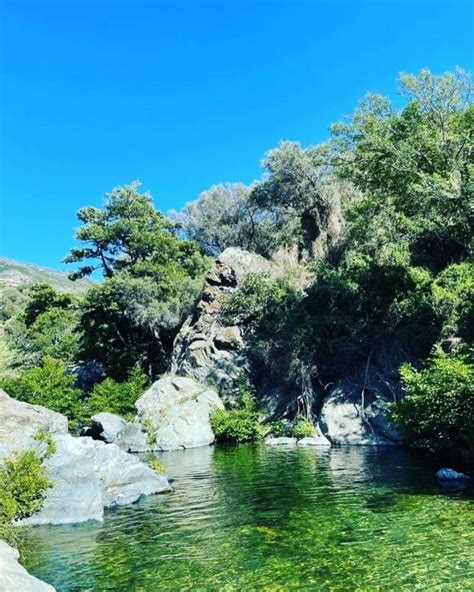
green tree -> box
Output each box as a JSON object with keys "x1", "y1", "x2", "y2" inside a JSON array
[
  {"x1": 23, "y1": 283, "x2": 75, "y2": 327},
  {"x1": 86, "y1": 365, "x2": 150, "y2": 418},
  {"x1": 175, "y1": 183, "x2": 276, "y2": 256},
  {"x1": 65, "y1": 181, "x2": 206, "y2": 280},
  {"x1": 66, "y1": 182, "x2": 210, "y2": 378},
  {"x1": 251, "y1": 142, "x2": 348, "y2": 259},
  {"x1": 331, "y1": 68, "x2": 473, "y2": 269},
  {"x1": 392, "y1": 347, "x2": 474, "y2": 454}
]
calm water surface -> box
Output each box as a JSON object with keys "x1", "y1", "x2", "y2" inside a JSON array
[{"x1": 20, "y1": 444, "x2": 474, "y2": 591}]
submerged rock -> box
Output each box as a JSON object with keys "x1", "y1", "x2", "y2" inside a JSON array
[
  {"x1": 135, "y1": 375, "x2": 224, "y2": 451},
  {"x1": 436, "y1": 468, "x2": 471, "y2": 482},
  {"x1": 0, "y1": 540, "x2": 55, "y2": 591}
]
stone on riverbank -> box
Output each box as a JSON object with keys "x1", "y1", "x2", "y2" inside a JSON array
[
  {"x1": 0, "y1": 391, "x2": 171, "y2": 526},
  {"x1": 135, "y1": 375, "x2": 224, "y2": 451},
  {"x1": 88, "y1": 412, "x2": 127, "y2": 443},
  {"x1": 264, "y1": 437, "x2": 297, "y2": 446},
  {"x1": 0, "y1": 540, "x2": 55, "y2": 591}
]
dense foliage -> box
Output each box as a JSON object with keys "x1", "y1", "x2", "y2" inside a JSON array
[
  {"x1": 392, "y1": 347, "x2": 474, "y2": 454},
  {"x1": 86, "y1": 366, "x2": 150, "y2": 419},
  {"x1": 211, "y1": 392, "x2": 264, "y2": 443},
  {"x1": 1, "y1": 357, "x2": 85, "y2": 428},
  {"x1": 0, "y1": 449, "x2": 52, "y2": 546}
]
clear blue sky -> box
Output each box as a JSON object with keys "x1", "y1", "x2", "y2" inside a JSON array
[{"x1": 0, "y1": 0, "x2": 472, "y2": 269}]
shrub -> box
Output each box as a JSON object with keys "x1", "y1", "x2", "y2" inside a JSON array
[
  {"x1": 291, "y1": 418, "x2": 315, "y2": 439},
  {"x1": 270, "y1": 420, "x2": 287, "y2": 437},
  {"x1": 0, "y1": 357, "x2": 84, "y2": 428},
  {"x1": 210, "y1": 392, "x2": 264, "y2": 443},
  {"x1": 86, "y1": 366, "x2": 150, "y2": 419},
  {"x1": 0, "y1": 450, "x2": 52, "y2": 545},
  {"x1": 392, "y1": 347, "x2": 474, "y2": 453}
]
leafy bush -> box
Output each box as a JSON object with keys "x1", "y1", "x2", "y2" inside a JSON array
[
  {"x1": 269, "y1": 420, "x2": 287, "y2": 437},
  {"x1": 0, "y1": 450, "x2": 52, "y2": 545},
  {"x1": 291, "y1": 419, "x2": 315, "y2": 439},
  {"x1": 86, "y1": 366, "x2": 150, "y2": 419},
  {"x1": 211, "y1": 392, "x2": 264, "y2": 443},
  {"x1": 0, "y1": 357, "x2": 84, "y2": 428},
  {"x1": 392, "y1": 347, "x2": 474, "y2": 453}
]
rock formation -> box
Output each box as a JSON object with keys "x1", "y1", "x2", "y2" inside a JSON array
[
  {"x1": 0, "y1": 390, "x2": 171, "y2": 526},
  {"x1": 170, "y1": 247, "x2": 270, "y2": 389}
]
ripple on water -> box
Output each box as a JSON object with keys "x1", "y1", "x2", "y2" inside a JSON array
[{"x1": 20, "y1": 444, "x2": 474, "y2": 591}]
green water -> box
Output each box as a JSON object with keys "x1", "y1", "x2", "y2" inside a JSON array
[{"x1": 20, "y1": 445, "x2": 474, "y2": 591}]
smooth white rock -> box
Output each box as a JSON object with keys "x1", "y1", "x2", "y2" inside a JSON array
[{"x1": 0, "y1": 540, "x2": 55, "y2": 591}]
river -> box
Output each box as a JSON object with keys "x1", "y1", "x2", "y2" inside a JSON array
[{"x1": 19, "y1": 444, "x2": 474, "y2": 591}]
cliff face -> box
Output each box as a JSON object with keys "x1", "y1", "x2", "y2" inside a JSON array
[
  {"x1": 170, "y1": 248, "x2": 271, "y2": 394},
  {"x1": 170, "y1": 248, "x2": 403, "y2": 445}
]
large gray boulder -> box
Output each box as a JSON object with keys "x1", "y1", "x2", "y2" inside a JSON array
[
  {"x1": 0, "y1": 391, "x2": 171, "y2": 526},
  {"x1": 0, "y1": 540, "x2": 55, "y2": 591},
  {"x1": 318, "y1": 380, "x2": 402, "y2": 446},
  {"x1": 170, "y1": 248, "x2": 270, "y2": 390},
  {"x1": 0, "y1": 389, "x2": 68, "y2": 458},
  {"x1": 135, "y1": 375, "x2": 224, "y2": 450},
  {"x1": 20, "y1": 435, "x2": 171, "y2": 526}
]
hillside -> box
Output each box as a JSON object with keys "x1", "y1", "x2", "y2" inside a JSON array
[{"x1": 0, "y1": 257, "x2": 93, "y2": 295}]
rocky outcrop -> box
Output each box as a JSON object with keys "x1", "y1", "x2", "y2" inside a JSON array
[
  {"x1": 82, "y1": 375, "x2": 225, "y2": 453},
  {"x1": 0, "y1": 389, "x2": 68, "y2": 458},
  {"x1": 318, "y1": 375, "x2": 403, "y2": 446},
  {"x1": 170, "y1": 247, "x2": 271, "y2": 390},
  {"x1": 0, "y1": 392, "x2": 171, "y2": 526},
  {"x1": 135, "y1": 375, "x2": 224, "y2": 450},
  {"x1": 20, "y1": 435, "x2": 171, "y2": 526},
  {"x1": 0, "y1": 540, "x2": 55, "y2": 591}
]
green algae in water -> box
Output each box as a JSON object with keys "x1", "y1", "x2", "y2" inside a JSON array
[{"x1": 19, "y1": 445, "x2": 474, "y2": 591}]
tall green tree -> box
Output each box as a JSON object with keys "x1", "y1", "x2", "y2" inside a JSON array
[
  {"x1": 175, "y1": 183, "x2": 276, "y2": 256},
  {"x1": 250, "y1": 142, "x2": 349, "y2": 260},
  {"x1": 66, "y1": 182, "x2": 210, "y2": 379}
]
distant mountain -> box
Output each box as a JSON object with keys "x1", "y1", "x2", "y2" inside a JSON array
[{"x1": 0, "y1": 257, "x2": 94, "y2": 295}]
